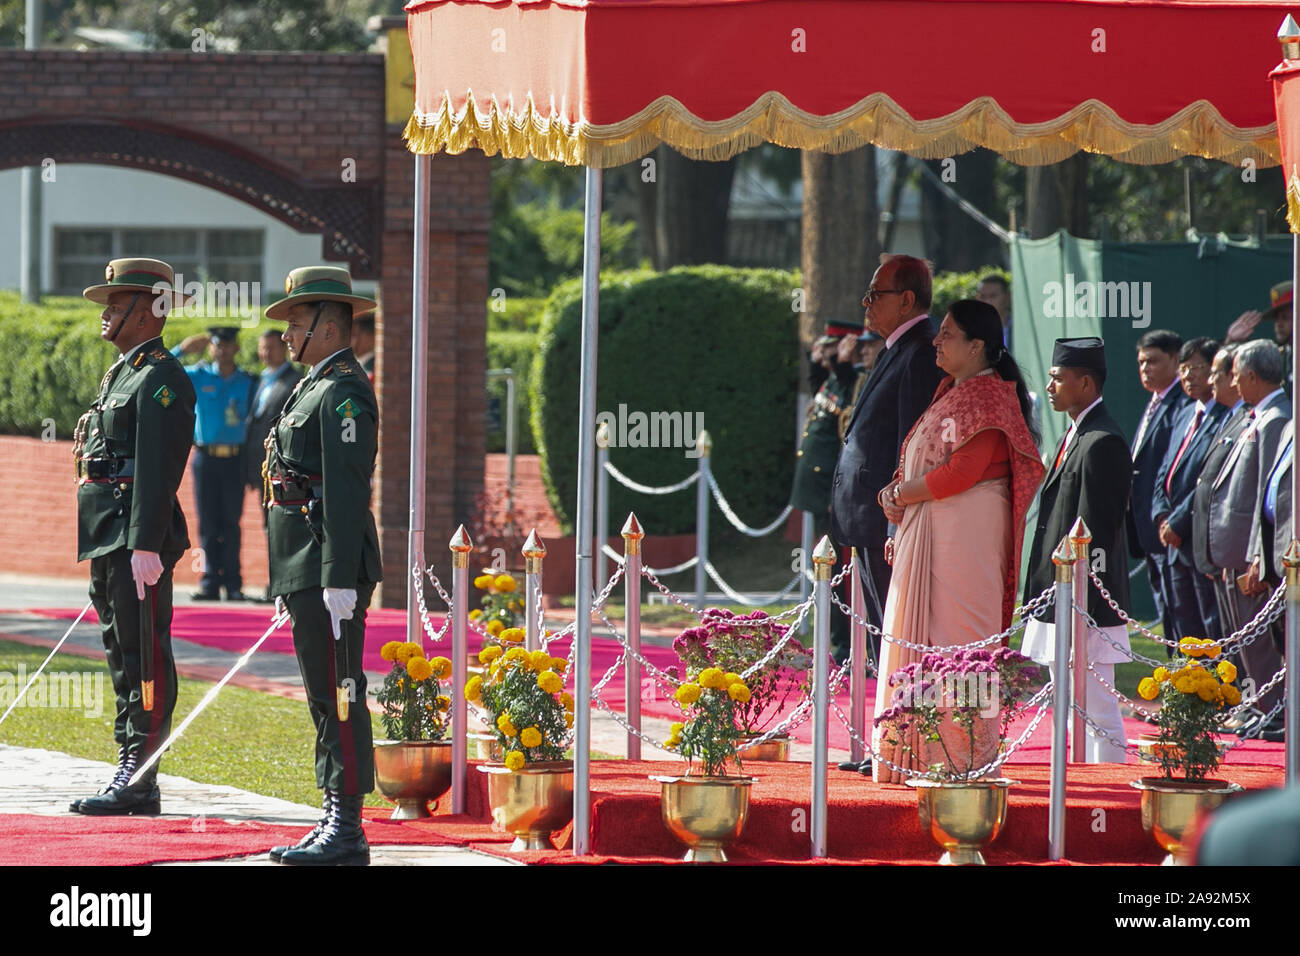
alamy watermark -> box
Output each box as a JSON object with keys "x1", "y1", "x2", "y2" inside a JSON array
[
  {"x1": 595, "y1": 404, "x2": 706, "y2": 459},
  {"x1": 151, "y1": 274, "x2": 262, "y2": 326},
  {"x1": 0, "y1": 667, "x2": 104, "y2": 718},
  {"x1": 1039, "y1": 273, "x2": 1152, "y2": 329}
]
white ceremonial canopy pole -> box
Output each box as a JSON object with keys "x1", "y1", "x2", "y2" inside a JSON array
[
  {"x1": 695, "y1": 434, "x2": 711, "y2": 609},
  {"x1": 572, "y1": 166, "x2": 603, "y2": 856},
  {"x1": 596, "y1": 424, "x2": 610, "y2": 594},
  {"x1": 1288, "y1": 229, "x2": 1300, "y2": 787},
  {"x1": 623, "y1": 514, "x2": 644, "y2": 760},
  {"x1": 407, "y1": 152, "x2": 432, "y2": 648},
  {"x1": 1048, "y1": 536, "x2": 1074, "y2": 861},
  {"x1": 450, "y1": 526, "x2": 472, "y2": 814},
  {"x1": 849, "y1": 549, "x2": 867, "y2": 764}
]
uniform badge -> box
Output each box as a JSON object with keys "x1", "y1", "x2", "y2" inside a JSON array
[
  {"x1": 285, "y1": 275, "x2": 294, "y2": 294},
  {"x1": 132, "y1": 352, "x2": 147, "y2": 368},
  {"x1": 153, "y1": 385, "x2": 176, "y2": 408},
  {"x1": 335, "y1": 362, "x2": 352, "y2": 375},
  {"x1": 105, "y1": 264, "x2": 115, "y2": 281},
  {"x1": 150, "y1": 348, "x2": 168, "y2": 361},
  {"x1": 336, "y1": 398, "x2": 359, "y2": 419}
]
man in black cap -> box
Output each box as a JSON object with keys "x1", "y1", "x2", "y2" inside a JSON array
[
  {"x1": 1021, "y1": 338, "x2": 1133, "y2": 762},
  {"x1": 174, "y1": 327, "x2": 257, "y2": 600}
]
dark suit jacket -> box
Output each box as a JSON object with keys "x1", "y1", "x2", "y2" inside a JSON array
[
  {"x1": 1208, "y1": 391, "x2": 1290, "y2": 574},
  {"x1": 1192, "y1": 404, "x2": 1252, "y2": 576},
  {"x1": 1023, "y1": 400, "x2": 1132, "y2": 626},
  {"x1": 1250, "y1": 420, "x2": 1294, "y2": 582},
  {"x1": 829, "y1": 317, "x2": 943, "y2": 549},
  {"x1": 1127, "y1": 384, "x2": 1191, "y2": 558},
  {"x1": 245, "y1": 362, "x2": 304, "y2": 488},
  {"x1": 1151, "y1": 400, "x2": 1229, "y2": 567}
]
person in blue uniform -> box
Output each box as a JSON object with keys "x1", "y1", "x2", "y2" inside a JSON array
[{"x1": 173, "y1": 327, "x2": 256, "y2": 601}]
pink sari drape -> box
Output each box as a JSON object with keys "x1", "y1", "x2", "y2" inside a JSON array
[{"x1": 871, "y1": 372, "x2": 1043, "y2": 784}]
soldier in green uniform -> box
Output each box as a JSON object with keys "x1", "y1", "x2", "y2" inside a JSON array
[
  {"x1": 70, "y1": 258, "x2": 196, "y2": 816},
  {"x1": 791, "y1": 319, "x2": 862, "y2": 662},
  {"x1": 261, "y1": 267, "x2": 383, "y2": 866}
]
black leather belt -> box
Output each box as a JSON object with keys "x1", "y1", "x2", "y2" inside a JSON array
[
  {"x1": 270, "y1": 474, "x2": 322, "y2": 505},
  {"x1": 77, "y1": 458, "x2": 134, "y2": 480}
]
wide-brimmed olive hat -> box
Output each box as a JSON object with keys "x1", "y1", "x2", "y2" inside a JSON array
[
  {"x1": 82, "y1": 258, "x2": 189, "y2": 308},
  {"x1": 265, "y1": 266, "x2": 376, "y2": 321}
]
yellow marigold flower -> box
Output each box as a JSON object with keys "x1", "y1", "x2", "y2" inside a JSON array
[
  {"x1": 1222, "y1": 684, "x2": 1242, "y2": 706},
  {"x1": 675, "y1": 682, "x2": 702, "y2": 705},
  {"x1": 473, "y1": 574, "x2": 494, "y2": 590},
  {"x1": 504, "y1": 647, "x2": 528, "y2": 663},
  {"x1": 561, "y1": 692, "x2": 574, "y2": 711},
  {"x1": 1196, "y1": 683, "x2": 1218, "y2": 703},
  {"x1": 669, "y1": 722, "x2": 685, "y2": 736},
  {"x1": 497, "y1": 716, "x2": 518, "y2": 738},
  {"x1": 520, "y1": 727, "x2": 543, "y2": 748},
  {"x1": 1179, "y1": 637, "x2": 1204, "y2": 658},
  {"x1": 478, "y1": 645, "x2": 502, "y2": 664},
  {"x1": 728, "y1": 682, "x2": 752, "y2": 703},
  {"x1": 380, "y1": 641, "x2": 403, "y2": 662},
  {"x1": 436, "y1": 695, "x2": 450, "y2": 710},
  {"x1": 1153, "y1": 666, "x2": 1169, "y2": 683},
  {"x1": 486, "y1": 619, "x2": 504, "y2": 638},
  {"x1": 564, "y1": 713, "x2": 574, "y2": 728},
  {"x1": 698, "y1": 667, "x2": 728, "y2": 689},
  {"x1": 394, "y1": 642, "x2": 422, "y2": 664},
  {"x1": 469, "y1": 609, "x2": 483, "y2": 621},
  {"x1": 1216, "y1": 661, "x2": 1237, "y2": 684},
  {"x1": 430, "y1": 656, "x2": 452, "y2": 680},
  {"x1": 551, "y1": 657, "x2": 568, "y2": 673},
  {"x1": 500, "y1": 627, "x2": 525, "y2": 644},
  {"x1": 663, "y1": 737, "x2": 679, "y2": 749},
  {"x1": 724, "y1": 672, "x2": 742, "y2": 686},
  {"x1": 537, "y1": 670, "x2": 564, "y2": 695},
  {"x1": 466, "y1": 676, "x2": 483, "y2": 702},
  {"x1": 1173, "y1": 676, "x2": 1194, "y2": 694},
  {"x1": 1137, "y1": 677, "x2": 1159, "y2": 701},
  {"x1": 529, "y1": 649, "x2": 552, "y2": 671},
  {"x1": 494, "y1": 573, "x2": 517, "y2": 593},
  {"x1": 406, "y1": 657, "x2": 434, "y2": 681},
  {"x1": 504, "y1": 750, "x2": 525, "y2": 771},
  {"x1": 509, "y1": 600, "x2": 522, "y2": 612},
  {"x1": 1202, "y1": 641, "x2": 1222, "y2": 659}
]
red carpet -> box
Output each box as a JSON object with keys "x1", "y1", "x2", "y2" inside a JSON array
[
  {"x1": 1, "y1": 759, "x2": 1284, "y2": 865},
  {"x1": 20, "y1": 606, "x2": 1285, "y2": 769}
]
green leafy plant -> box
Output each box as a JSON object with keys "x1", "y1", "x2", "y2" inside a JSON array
[
  {"x1": 1136, "y1": 638, "x2": 1241, "y2": 781},
  {"x1": 663, "y1": 668, "x2": 753, "y2": 777},
  {"x1": 468, "y1": 636, "x2": 571, "y2": 770},
  {"x1": 376, "y1": 641, "x2": 451, "y2": 742}
]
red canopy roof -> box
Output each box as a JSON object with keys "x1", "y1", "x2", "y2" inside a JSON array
[{"x1": 404, "y1": 0, "x2": 1290, "y2": 167}]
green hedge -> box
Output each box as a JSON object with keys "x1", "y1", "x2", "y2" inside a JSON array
[
  {"x1": 486, "y1": 295, "x2": 547, "y2": 334},
  {"x1": 0, "y1": 290, "x2": 270, "y2": 438},
  {"x1": 531, "y1": 266, "x2": 801, "y2": 535},
  {"x1": 487, "y1": 329, "x2": 539, "y2": 454},
  {"x1": 931, "y1": 267, "x2": 1010, "y2": 322}
]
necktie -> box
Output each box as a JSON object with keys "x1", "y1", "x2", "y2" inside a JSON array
[
  {"x1": 1165, "y1": 408, "x2": 1204, "y2": 494},
  {"x1": 1052, "y1": 428, "x2": 1072, "y2": 472},
  {"x1": 1134, "y1": 394, "x2": 1160, "y2": 452}
]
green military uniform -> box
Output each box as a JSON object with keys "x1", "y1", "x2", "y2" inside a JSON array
[
  {"x1": 263, "y1": 266, "x2": 382, "y2": 865},
  {"x1": 72, "y1": 259, "x2": 196, "y2": 815}
]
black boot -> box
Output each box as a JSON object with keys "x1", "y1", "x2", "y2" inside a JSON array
[
  {"x1": 75, "y1": 756, "x2": 161, "y2": 816},
  {"x1": 69, "y1": 746, "x2": 132, "y2": 812},
  {"x1": 280, "y1": 794, "x2": 369, "y2": 866},
  {"x1": 270, "y1": 790, "x2": 334, "y2": 863}
]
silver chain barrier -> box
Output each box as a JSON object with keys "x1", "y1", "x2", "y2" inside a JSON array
[
  {"x1": 409, "y1": 563, "x2": 451, "y2": 643},
  {"x1": 601, "y1": 544, "x2": 700, "y2": 577}
]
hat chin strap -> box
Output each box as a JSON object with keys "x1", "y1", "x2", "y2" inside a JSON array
[
  {"x1": 299, "y1": 301, "x2": 328, "y2": 366},
  {"x1": 106, "y1": 293, "x2": 143, "y2": 345}
]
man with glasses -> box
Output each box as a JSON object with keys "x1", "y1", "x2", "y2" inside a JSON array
[
  {"x1": 1152, "y1": 337, "x2": 1228, "y2": 643},
  {"x1": 830, "y1": 255, "x2": 944, "y2": 775}
]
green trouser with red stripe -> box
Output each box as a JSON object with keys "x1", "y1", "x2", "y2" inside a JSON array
[
  {"x1": 89, "y1": 548, "x2": 179, "y2": 761},
  {"x1": 286, "y1": 584, "x2": 375, "y2": 795}
]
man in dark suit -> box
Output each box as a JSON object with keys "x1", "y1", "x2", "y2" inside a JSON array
[
  {"x1": 1152, "y1": 337, "x2": 1229, "y2": 643},
  {"x1": 1126, "y1": 329, "x2": 1189, "y2": 652},
  {"x1": 830, "y1": 254, "x2": 944, "y2": 635},
  {"x1": 1203, "y1": 341, "x2": 1288, "y2": 741},
  {"x1": 1022, "y1": 338, "x2": 1132, "y2": 762},
  {"x1": 245, "y1": 329, "x2": 303, "y2": 602}
]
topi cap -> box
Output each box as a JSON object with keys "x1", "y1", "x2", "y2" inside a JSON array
[{"x1": 1052, "y1": 337, "x2": 1107, "y2": 372}]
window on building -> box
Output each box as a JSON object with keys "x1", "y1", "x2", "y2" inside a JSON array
[{"x1": 54, "y1": 228, "x2": 264, "y2": 295}]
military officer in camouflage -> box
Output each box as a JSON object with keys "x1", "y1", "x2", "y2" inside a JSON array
[
  {"x1": 262, "y1": 266, "x2": 383, "y2": 866},
  {"x1": 71, "y1": 258, "x2": 196, "y2": 816},
  {"x1": 790, "y1": 318, "x2": 862, "y2": 661}
]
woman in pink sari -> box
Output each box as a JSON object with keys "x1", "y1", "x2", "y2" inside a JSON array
[{"x1": 871, "y1": 300, "x2": 1044, "y2": 783}]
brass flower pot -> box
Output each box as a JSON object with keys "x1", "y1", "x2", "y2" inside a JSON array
[
  {"x1": 469, "y1": 731, "x2": 503, "y2": 762},
  {"x1": 652, "y1": 775, "x2": 754, "y2": 863},
  {"x1": 1130, "y1": 777, "x2": 1244, "y2": 865},
  {"x1": 736, "y1": 734, "x2": 790, "y2": 762},
  {"x1": 906, "y1": 777, "x2": 1016, "y2": 865},
  {"x1": 478, "y1": 760, "x2": 574, "y2": 851},
  {"x1": 373, "y1": 739, "x2": 453, "y2": 820}
]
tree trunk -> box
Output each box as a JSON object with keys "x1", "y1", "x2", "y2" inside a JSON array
[
  {"x1": 800, "y1": 147, "x2": 880, "y2": 386},
  {"x1": 1026, "y1": 153, "x2": 1090, "y2": 239},
  {"x1": 918, "y1": 150, "x2": 1002, "y2": 272},
  {"x1": 653, "y1": 147, "x2": 737, "y2": 267}
]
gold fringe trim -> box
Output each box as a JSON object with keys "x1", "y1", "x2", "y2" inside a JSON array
[
  {"x1": 404, "y1": 89, "x2": 1279, "y2": 169},
  {"x1": 1288, "y1": 169, "x2": 1300, "y2": 234}
]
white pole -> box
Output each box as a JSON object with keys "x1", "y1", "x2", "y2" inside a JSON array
[
  {"x1": 810, "y1": 536, "x2": 835, "y2": 858},
  {"x1": 522, "y1": 530, "x2": 545, "y2": 653},
  {"x1": 572, "y1": 166, "x2": 603, "y2": 855},
  {"x1": 1069, "y1": 519, "x2": 1092, "y2": 764},
  {"x1": 407, "y1": 153, "x2": 431, "y2": 647},
  {"x1": 1288, "y1": 231, "x2": 1300, "y2": 786},
  {"x1": 1048, "y1": 536, "x2": 1074, "y2": 861},
  {"x1": 849, "y1": 548, "x2": 867, "y2": 764},
  {"x1": 623, "y1": 513, "x2": 644, "y2": 761},
  {"x1": 596, "y1": 423, "x2": 610, "y2": 594},
  {"x1": 799, "y1": 511, "x2": 814, "y2": 632},
  {"x1": 695, "y1": 433, "x2": 711, "y2": 609},
  {"x1": 449, "y1": 527, "x2": 472, "y2": 814}
]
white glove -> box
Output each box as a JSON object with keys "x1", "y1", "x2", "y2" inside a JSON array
[
  {"x1": 322, "y1": 587, "x2": 357, "y2": 641},
  {"x1": 274, "y1": 596, "x2": 287, "y2": 620},
  {"x1": 130, "y1": 550, "x2": 163, "y2": 600}
]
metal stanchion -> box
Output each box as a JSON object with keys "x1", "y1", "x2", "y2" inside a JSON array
[
  {"x1": 523, "y1": 530, "x2": 545, "y2": 653},
  {"x1": 1069, "y1": 517, "x2": 1092, "y2": 763},
  {"x1": 596, "y1": 422, "x2": 610, "y2": 594},
  {"x1": 695, "y1": 430, "x2": 712, "y2": 610},
  {"x1": 849, "y1": 547, "x2": 867, "y2": 765},
  {"x1": 799, "y1": 510, "x2": 814, "y2": 629},
  {"x1": 405, "y1": 152, "x2": 431, "y2": 647},
  {"x1": 1285, "y1": 540, "x2": 1299, "y2": 787},
  {"x1": 1048, "y1": 535, "x2": 1074, "y2": 861},
  {"x1": 449, "y1": 525, "x2": 473, "y2": 815},
  {"x1": 623, "y1": 513, "x2": 645, "y2": 760},
  {"x1": 811, "y1": 535, "x2": 835, "y2": 859}
]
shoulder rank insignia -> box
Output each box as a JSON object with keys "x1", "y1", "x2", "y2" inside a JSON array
[
  {"x1": 334, "y1": 361, "x2": 353, "y2": 376},
  {"x1": 132, "y1": 352, "x2": 147, "y2": 368},
  {"x1": 336, "y1": 398, "x2": 359, "y2": 419},
  {"x1": 150, "y1": 348, "x2": 169, "y2": 361},
  {"x1": 153, "y1": 385, "x2": 176, "y2": 408}
]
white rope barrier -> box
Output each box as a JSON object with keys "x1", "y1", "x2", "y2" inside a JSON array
[
  {"x1": 705, "y1": 469, "x2": 794, "y2": 537},
  {"x1": 703, "y1": 560, "x2": 803, "y2": 607},
  {"x1": 603, "y1": 460, "x2": 699, "y2": 496}
]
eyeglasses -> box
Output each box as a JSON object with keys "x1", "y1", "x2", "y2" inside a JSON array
[
  {"x1": 1178, "y1": 362, "x2": 1210, "y2": 374},
  {"x1": 863, "y1": 288, "x2": 905, "y2": 305}
]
